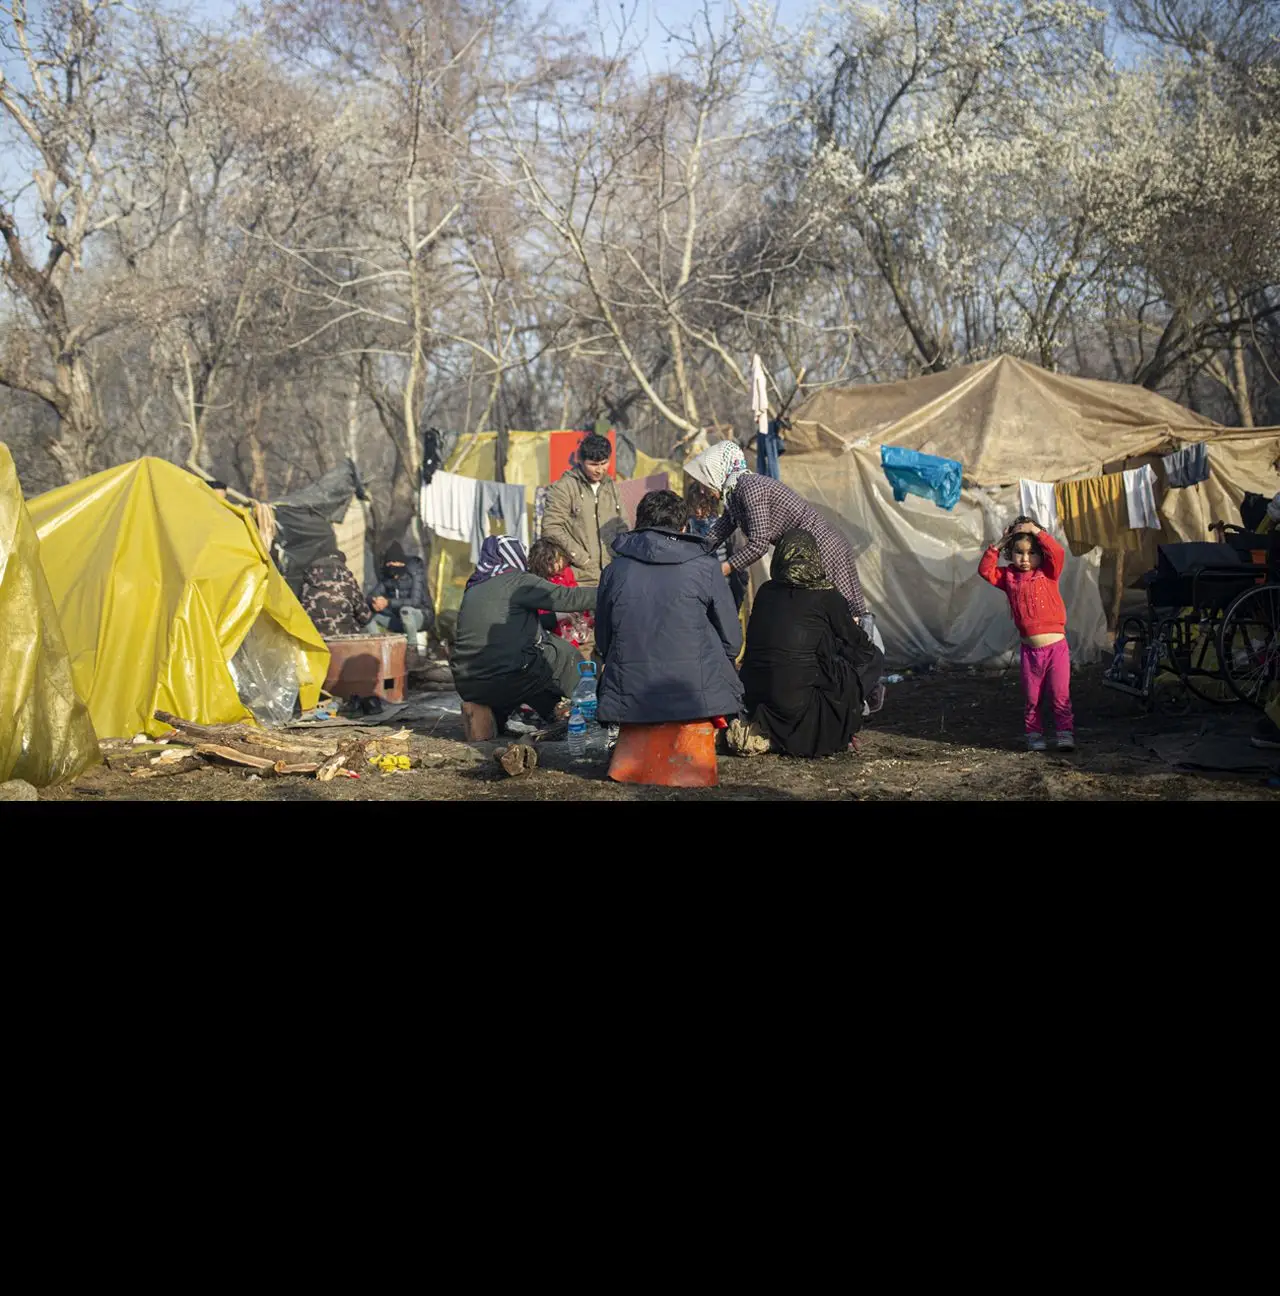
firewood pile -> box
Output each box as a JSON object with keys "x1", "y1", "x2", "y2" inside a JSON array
[{"x1": 98, "y1": 711, "x2": 418, "y2": 782}]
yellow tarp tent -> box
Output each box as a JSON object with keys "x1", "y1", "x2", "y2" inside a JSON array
[
  {"x1": 0, "y1": 442, "x2": 99, "y2": 786},
  {"x1": 28, "y1": 457, "x2": 330, "y2": 739}
]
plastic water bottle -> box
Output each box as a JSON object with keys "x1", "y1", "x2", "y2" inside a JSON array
[
  {"x1": 571, "y1": 661, "x2": 598, "y2": 723},
  {"x1": 567, "y1": 705, "x2": 587, "y2": 761}
]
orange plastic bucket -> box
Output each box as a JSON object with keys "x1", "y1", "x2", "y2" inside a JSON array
[{"x1": 608, "y1": 721, "x2": 719, "y2": 787}]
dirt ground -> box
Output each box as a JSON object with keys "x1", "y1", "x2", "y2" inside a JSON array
[{"x1": 37, "y1": 664, "x2": 1280, "y2": 802}]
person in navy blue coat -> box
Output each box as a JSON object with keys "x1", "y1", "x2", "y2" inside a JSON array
[{"x1": 595, "y1": 490, "x2": 743, "y2": 726}]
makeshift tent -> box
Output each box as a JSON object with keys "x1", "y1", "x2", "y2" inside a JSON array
[
  {"x1": 788, "y1": 356, "x2": 1279, "y2": 667},
  {"x1": 423, "y1": 431, "x2": 681, "y2": 614},
  {"x1": 0, "y1": 443, "x2": 99, "y2": 786},
  {"x1": 28, "y1": 457, "x2": 330, "y2": 738},
  {"x1": 270, "y1": 459, "x2": 367, "y2": 597}
]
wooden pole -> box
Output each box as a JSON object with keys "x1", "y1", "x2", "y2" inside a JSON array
[{"x1": 1109, "y1": 548, "x2": 1127, "y2": 632}]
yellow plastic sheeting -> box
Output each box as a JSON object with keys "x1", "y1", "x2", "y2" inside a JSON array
[
  {"x1": 633, "y1": 450, "x2": 684, "y2": 494},
  {"x1": 0, "y1": 443, "x2": 99, "y2": 786},
  {"x1": 28, "y1": 457, "x2": 329, "y2": 738},
  {"x1": 430, "y1": 432, "x2": 550, "y2": 614}
]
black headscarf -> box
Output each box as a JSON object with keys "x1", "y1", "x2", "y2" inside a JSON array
[{"x1": 772, "y1": 529, "x2": 832, "y2": 590}]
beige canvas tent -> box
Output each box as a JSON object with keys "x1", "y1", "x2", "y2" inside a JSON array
[{"x1": 786, "y1": 356, "x2": 1279, "y2": 666}]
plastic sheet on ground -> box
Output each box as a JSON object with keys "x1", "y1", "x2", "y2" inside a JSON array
[{"x1": 0, "y1": 443, "x2": 100, "y2": 786}]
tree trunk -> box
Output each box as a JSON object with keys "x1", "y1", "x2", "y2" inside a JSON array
[{"x1": 47, "y1": 353, "x2": 99, "y2": 483}]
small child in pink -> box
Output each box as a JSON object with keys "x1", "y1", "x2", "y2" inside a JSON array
[{"x1": 978, "y1": 517, "x2": 1075, "y2": 752}]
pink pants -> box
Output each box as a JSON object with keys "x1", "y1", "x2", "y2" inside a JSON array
[{"x1": 1020, "y1": 639, "x2": 1073, "y2": 735}]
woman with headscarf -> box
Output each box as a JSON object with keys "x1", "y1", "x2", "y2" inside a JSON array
[
  {"x1": 451, "y1": 536, "x2": 598, "y2": 730},
  {"x1": 685, "y1": 441, "x2": 870, "y2": 622},
  {"x1": 731, "y1": 530, "x2": 883, "y2": 759}
]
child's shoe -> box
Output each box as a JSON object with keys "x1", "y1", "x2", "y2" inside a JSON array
[
  {"x1": 1055, "y1": 732, "x2": 1076, "y2": 752},
  {"x1": 1026, "y1": 732, "x2": 1048, "y2": 752}
]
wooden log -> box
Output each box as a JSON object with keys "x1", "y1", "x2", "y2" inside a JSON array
[
  {"x1": 130, "y1": 755, "x2": 205, "y2": 779},
  {"x1": 154, "y1": 711, "x2": 336, "y2": 756},
  {"x1": 315, "y1": 752, "x2": 349, "y2": 782},
  {"x1": 195, "y1": 744, "x2": 278, "y2": 772},
  {"x1": 316, "y1": 737, "x2": 371, "y2": 782},
  {"x1": 1109, "y1": 548, "x2": 1127, "y2": 632},
  {"x1": 495, "y1": 743, "x2": 538, "y2": 777},
  {"x1": 461, "y1": 701, "x2": 496, "y2": 741}
]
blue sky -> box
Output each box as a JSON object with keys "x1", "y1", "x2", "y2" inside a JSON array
[{"x1": 186, "y1": 0, "x2": 815, "y2": 68}]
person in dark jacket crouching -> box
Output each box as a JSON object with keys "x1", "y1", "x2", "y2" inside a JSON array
[
  {"x1": 733, "y1": 528, "x2": 882, "y2": 758},
  {"x1": 367, "y1": 541, "x2": 434, "y2": 648},
  {"x1": 451, "y1": 536, "x2": 597, "y2": 731},
  {"x1": 595, "y1": 489, "x2": 743, "y2": 726}
]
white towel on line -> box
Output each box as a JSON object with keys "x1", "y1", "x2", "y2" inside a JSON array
[
  {"x1": 420, "y1": 470, "x2": 480, "y2": 545},
  {"x1": 1123, "y1": 465, "x2": 1160, "y2": 530},
  {"x1": 1018, "y1": 479, "x2": 1060, "y2": 533}
]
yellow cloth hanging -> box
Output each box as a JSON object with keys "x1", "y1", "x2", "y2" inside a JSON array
[{"x1": 1055, "y1": 473, "x2": 1146, "y2": 556}]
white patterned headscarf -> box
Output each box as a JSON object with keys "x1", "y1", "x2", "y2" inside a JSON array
[{"x1": 684, "y1": 442, "x2": 749, "y2": 500}]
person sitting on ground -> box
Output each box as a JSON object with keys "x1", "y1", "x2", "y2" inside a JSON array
[
  {"x1": 541, "y1": 432, "x2": 628, "y2": 586},
  {"x1": 683, "y1": 439, "x2": 885, "y2": 713},
  {"x1": 300, "y1": 550, "x2": 374, "y2": 637},
  {"x1": 731, "y1": 529, "x2": 882, "y2": 759},
  {"x1": 527, "y1": 538, "x2": 593, "y2": 647},
  {"x1": 595, "y1": 489, "x2": 743, "y2": 728},
  {"x1": 979, "y1": 516, "x2": 1074, "y2": 753},
  {"x1": 451, "y1": 536, "x2": 598, "y2": 732},
  {"x1": 367, "y1": 541, "x2": 435, "y2": 648}
]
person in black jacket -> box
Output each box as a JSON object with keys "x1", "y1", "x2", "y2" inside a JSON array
[
  {"x1": 451, "y1": 536, "x2": 597, "y2": 730},
  {"x1": 736, "y1": 529, "x2": 882, "y2": 758},
  {"x1": 595, "y1": 490, "x2": 743, "y2": 726},
  {"x1": 367, "y1": 541, "x2": 434, "y2": 646}
]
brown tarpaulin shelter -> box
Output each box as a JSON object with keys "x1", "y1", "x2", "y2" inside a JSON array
[{"x1": 775, "y1": 357, "x2": 1279, "y2": 666}]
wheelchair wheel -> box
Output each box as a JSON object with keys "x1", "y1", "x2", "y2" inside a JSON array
[
  {"x1": 1161, "y1": 616, "x2": 1238, "y2": 705},
  {"x1": 1218, "y1": 582, "x2": 1280, "y2": 708},
  {"x1": 1149, "y1": 619, "x2": 1189, "y2": 714}
]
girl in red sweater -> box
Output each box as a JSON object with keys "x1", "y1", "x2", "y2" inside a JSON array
[
  {"x1": 979, "y1": 517, "x2": 1075, "y2": 752},
  {"x1": 528, "y1": 538, "x2": 594, "y2": 647}
]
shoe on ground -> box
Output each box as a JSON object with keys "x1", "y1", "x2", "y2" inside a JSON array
[
  {"x1": 1055, "y1": 732, "x2": 1076, "y2": 752},
  {"x1": 1026, "y1": 733, "x2": 1048, "y2": 752},
  {"x1": 1251, "y1": 717, "x2": 1280, "y2": 751}
]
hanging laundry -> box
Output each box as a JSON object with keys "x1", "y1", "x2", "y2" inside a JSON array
[
  {"x1": 1055, "y1": 472, "x2": 1149, "y2": 555},
  {"x1": 1018, "y1": 479, "x2": 1061, "y2": 533},
  {"x1": 421, "y1": 427, "x2": 445, "y2": 487},
  {"x1": 756, "y1": 418, "x2": 783, "y2": 479},
  {"x1": 421, "y1": 470, "x2": 480, "y2": 546},
  {"x1": 534, "y1": 485, "x2": 551, "y2": 540},
  {"x1": 751, "y1": 354, "x2": 769, "y2": 443},
  {"x1": 472, "y1": 481, "x2": 529, "y2": 562},
  {"x1": 1123, "y1": 464, "x2": 1160, "y2": 529},
  {"x1": 1161, "y1": 442, "x2": 1210, "y2": 489},
  {"x1": 880, "y1": 446, "x2": 963, "y2": 511}
]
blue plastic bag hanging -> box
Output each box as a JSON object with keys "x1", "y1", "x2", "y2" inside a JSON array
[{"x1": 880, "y1": 446, "x2": 963, "y2": 511}]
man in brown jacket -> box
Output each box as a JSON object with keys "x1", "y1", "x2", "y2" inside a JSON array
[{"x1": 541, "y1": 433, "x2": 628, "y2": 586}]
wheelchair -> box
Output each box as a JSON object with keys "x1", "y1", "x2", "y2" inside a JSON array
[{"x1": 1102, "y1": 527, "x2": 1278, "y2": 715}]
